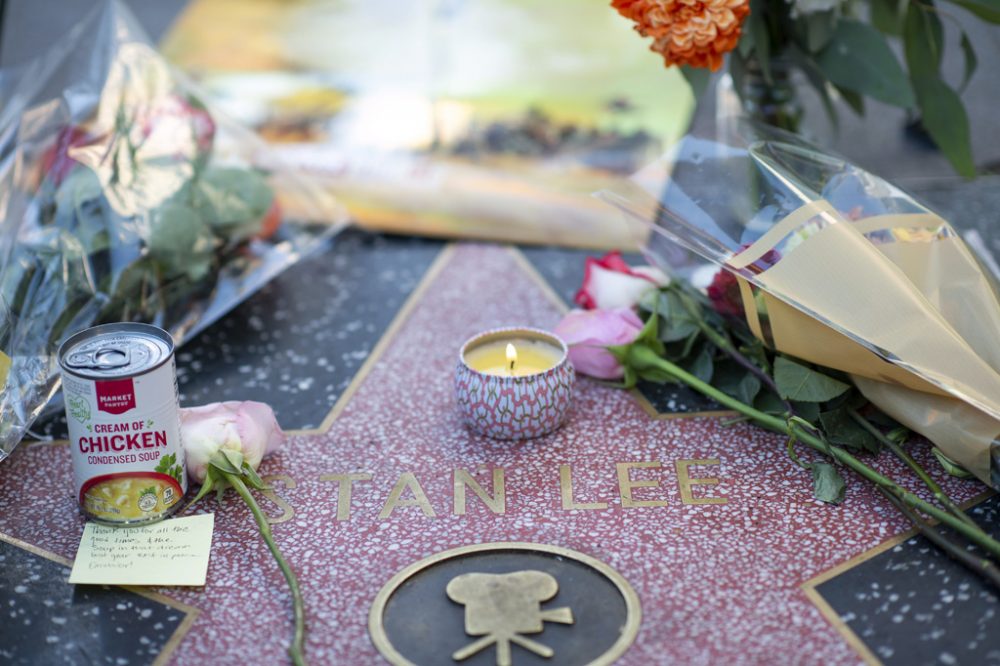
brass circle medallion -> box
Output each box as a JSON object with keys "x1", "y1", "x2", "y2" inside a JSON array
[{"x1": 369, "y1": 542, "x2": 641, "y2": 666}]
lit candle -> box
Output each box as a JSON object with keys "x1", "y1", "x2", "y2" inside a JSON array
[
  {"x1": 463, "y1": 338, "x2": 563, "y2": 377},
  {"x1": 456, "y1": 327, "x2": 575, "y2": 440}
]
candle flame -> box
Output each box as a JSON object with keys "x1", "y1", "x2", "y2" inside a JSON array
[{"x1": 506, "y1": 343, "x2": 517, "y2": 371}]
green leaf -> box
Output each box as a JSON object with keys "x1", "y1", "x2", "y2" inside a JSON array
[
  {"x1": 834, "y1": 85, "x2": 865, "y2": 116},
  {"x1": 193, "y1": 167, "x2": 274, "y2": 242},
  {"x1": 816, "y1": 20, "x2": 915, "y2": 107},
  {"x1": 871, "y1": 0, "x2": 907, "y2": 35},
  {"x1": 912, "y1": 76, "x2": 976, "y2": 178},
  {"x1": 242, "y1": 462, "x2": 267, "y2": 491},
  {"x1": 959, "y1": 31, "x2": 978, "y2": 92},
  {"x1": 931, "y1": 447, "x2": 975, "y2": 479},
  {"x1": 755, "y1": 390, "x2": 787, "y2": 415},
  {"x1": 189, "y1": 466, "x2": 218, "y2": 505},
  {"x1": 943, "y1": 0, "x2": 1000, "y2": 22},
  {"x1": 748, "y1": 9, "x2": 771, "y2": 83},
  {"x1": 819, "y1": 408, "x2": 881, "y2": 453},
  {"x1": 774, "y1": 356, "x2": 850, "y2": 402},
  {"x1": 903, "y1": 2, "x2": 944, "y2": 78},
  {"x1": 658, "y1": 292, "x2": 701, "y2": 343},
  {"x1": 737, "y1": 24, "x2": 755, "y2": 58},
  {"x1": 791, "y1": 400, "x2": 821, "y2": 422},
  {"x1": 803, "y1": 11, "x2": 838, "y2": 53},
  {"x1": 685, "y1": 346, "x2": 714, "y2": 383},
  {"x1": 810, "y1": 462, "x2": 847, "y2": 504},
  {"x1": 210, "y1": 449, "x2": 242, "y2": 475},
  {"x1": 791, "y1": 47, "x2": 839, "y2": 128},
  {"x1": 715, "y1": 362, "x2": 762, "y2": 404}
]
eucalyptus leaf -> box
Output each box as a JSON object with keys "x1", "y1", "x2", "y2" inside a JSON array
[
  {"x1": 871, "y1": 0, "x2": 907, "y2": 35},
  {"x1": 816, "y1": 20, "x2": 914, "y2": 107},
  {"x1": 748, "y1": 8, "x2": 771, "y2": 83},
  {"x1": 791, "y1": 47, "x2": 839, "y2": 128},
  {"x1": 774, "y1": 356, "x2": 850, "y2": 402},
  {"x1": 959, "y1": 31, "x2": 978, "y2": 92},
  {"x1": 943, "y1": 0, "x2": 1000, "y2": 23},
  {"x1": 834, "y1": 85, "x2": 865, "y2": 115},
  {"x1": 912, "y1": 76, "x2": 976, "y2": 178},
  {"x1": 903, "y1": 2, "x2": 944, "y2": 78},
  {"x1": 803, "y1": 11, "x2": 837, "y2": 53},
  {"x1": 810, "y1": 462, "x2": 847, "y2": 504}
]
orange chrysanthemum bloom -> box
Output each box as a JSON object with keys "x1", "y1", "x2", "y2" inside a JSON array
[{"x1": 612, "y1": 0, "x2": 751, "y2": 71}]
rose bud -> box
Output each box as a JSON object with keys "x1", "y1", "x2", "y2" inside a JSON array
[
  {"x1": 180, "y1": 401, "x2": 284, "y2": 484},
  {"x1": 554, "y1": 308, "x2": 644, "y2": 380},
  {"x1": 574, "y1": 250, "x2": 669, "y2": 310}
]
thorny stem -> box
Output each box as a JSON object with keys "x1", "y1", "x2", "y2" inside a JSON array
[
  {"x1": 224, "y1": 472, "x2": 308, "y2": 666},
  {"x1": 631, "y1": 346, "x2": 1000, "y2": 563},
  {"x1": 848, "y1": 409, "x2": 979, "y2": 531}
]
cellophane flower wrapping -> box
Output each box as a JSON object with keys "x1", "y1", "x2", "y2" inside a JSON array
[
  {"x1": 0, "y1": 1, "x2": 346, "y2": 460},
  {"x1": 600, "y1": 118, "x2": 1000, "y2": 488}
]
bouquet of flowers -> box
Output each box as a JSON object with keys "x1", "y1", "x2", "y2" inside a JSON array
[
  {"x1": 0, "y1": 1, "x2": 345, "y2": 460},
  {"x1": 559, "y1": 118, "x2": 1000, "y2": 582},
  {"x1": 610, "y1": 0, "x2": 999, "y2": 176}
]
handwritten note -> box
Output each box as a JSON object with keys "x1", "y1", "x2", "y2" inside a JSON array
[{"x1": 69, "y1": 514, "x2": 214, "y2": 586}]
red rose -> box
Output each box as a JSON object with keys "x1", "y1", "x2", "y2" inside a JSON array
[
  {"x1": 39, "y1": 126, "x2": 100, "y2": 186},
  {"x1": 574, "y1": 250, "x2": 669, "y2": 310},
  {"x1": 706, "y1": 268, "x2": 744, "y2": 318}
]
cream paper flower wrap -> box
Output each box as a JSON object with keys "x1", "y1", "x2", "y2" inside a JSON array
[{"x1": 600, "y1": 119, "x2": 1000, "y2": 487}]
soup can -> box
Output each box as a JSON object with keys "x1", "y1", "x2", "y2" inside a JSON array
[{"x1": 59, "y1": 323, "x2": 187, "y2": 525}]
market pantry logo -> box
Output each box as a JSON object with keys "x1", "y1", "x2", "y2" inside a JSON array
[{"x1": 260, "y1": 459, "x2": 728, "y2": 523}]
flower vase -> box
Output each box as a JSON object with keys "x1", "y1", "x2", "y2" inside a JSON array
[{"x1": 740, "y1": 55, "x2": 803, "y2": 134}]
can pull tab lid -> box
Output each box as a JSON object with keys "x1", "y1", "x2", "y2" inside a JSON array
[{"x1": 65, "y1": 346, "x2": 131, "y2": 371}]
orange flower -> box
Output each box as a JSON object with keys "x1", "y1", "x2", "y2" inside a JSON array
[{"x1": 612, "y1": 0, "x2": 750, "y2": 71}]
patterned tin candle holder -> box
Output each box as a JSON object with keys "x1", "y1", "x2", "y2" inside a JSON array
[{"x1": 455, "y1": 327, "x2": 575, "y2": 440}]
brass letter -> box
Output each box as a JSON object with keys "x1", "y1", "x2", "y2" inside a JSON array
[
  {"x1": 616, "y1": 462, "x2": 669, "y2": 508},
  {"x1": 675, "y1": 459, "x2": 727, "y2": 505},
  {"x1": 454, "y1": 468, "x2": 506, "y2": 515},
  {"x1": 261, "y1": 474, "x2": 297, "y2": 525},
  {"x1": 379, "y1": 472, "x2": 437, "y2": 519},
  {"x1": 320, "y1": 472, "x2": 374, "y2": 521},
  {"x1": 559, "y1": 464, "x2": 607, "y2": 510}
]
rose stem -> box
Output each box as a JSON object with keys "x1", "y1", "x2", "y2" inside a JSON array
[
  {"x1": 628, "y1": 345, "x2": 1000, "y2": 560},
  {"x1": 876, "y1": 486, "x2": 1000, "y2": 588},
  {"x1": 678, "y1": 293, "x2": 795, "y2": 415},
  {"x1": 224, "y1": 472, "x2": 307, "y2": 666},
  {"x1": 848, "y1": 409, "x2": 979, "y2": 530}
]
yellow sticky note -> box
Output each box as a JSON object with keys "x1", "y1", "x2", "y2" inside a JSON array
[
  {"x1": 0, "y1": 351, "x2": 10, "y2": 390},
  {"x1": 69, "y1": 514, "x2": 214, "y2": 586}
]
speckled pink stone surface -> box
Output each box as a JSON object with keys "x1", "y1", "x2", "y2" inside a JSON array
[{"x1": 0, "y1": 244, "x2": 984, "y2": 664}]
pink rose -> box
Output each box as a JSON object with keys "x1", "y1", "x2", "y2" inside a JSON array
[
  {"x1": 180, "y1": 401, "x2": 284, "y2": 484},
  {"x1": 141, "y1": 94, "x2": 216, "y2": 156},
  {"x1": 574, "y1": 251, "x2": 669, "y2": 310},
  {"x1": 554, "y1": 308, "x2": 644, "y2": 379}
]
